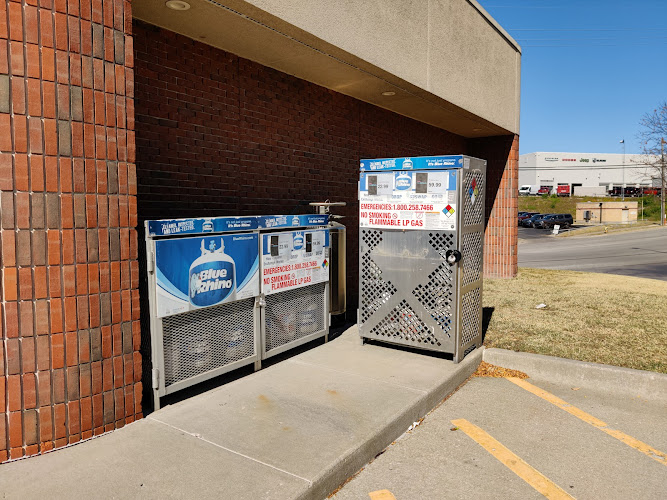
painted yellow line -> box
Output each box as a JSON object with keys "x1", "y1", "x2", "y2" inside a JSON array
[
  {"x1": 506, "y1": 377, "x2": 667, "y2": 467},
  {"x1": 368, "y1": 490, "x2": 396, "y2": 500},
  {"x1": 452, "y1": 419, "x2": 574, "y2": 499}
]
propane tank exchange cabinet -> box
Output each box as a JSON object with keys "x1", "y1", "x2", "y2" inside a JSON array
[{"x1": 359, "y1": 155, "x2": 486, "y2": 362}]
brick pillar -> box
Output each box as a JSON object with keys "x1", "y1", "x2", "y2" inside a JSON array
[
  {"x1": 467, "y1": 134, "x2": 519, "y2": 278},
  {"x1": 1, "y1": 0, "x2": 138, "y2": 462}
]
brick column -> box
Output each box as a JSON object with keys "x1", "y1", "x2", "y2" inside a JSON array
[
  {"x1": 1, "y1": 0, "x2": 138, "y2": 462},
  {"x1": 467, "y1": 134, "x2": 519, "y2": 278}
]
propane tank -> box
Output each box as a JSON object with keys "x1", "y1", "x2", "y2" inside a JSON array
[{"x1": 310, "y1": 201, "x2": 346, "y2": 316}]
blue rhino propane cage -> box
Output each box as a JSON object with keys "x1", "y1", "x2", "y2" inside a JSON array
[
  {"x1": 358, "y1": 155, "x2": 486, "y2": 362},
  {"x1": 145, "y1": 214, "x2": 331, "y2": 409}
]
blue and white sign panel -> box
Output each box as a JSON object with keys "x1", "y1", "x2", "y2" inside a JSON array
[
  {"x1": 359, "y1": 169, "x2": 459, "y2": 230},
  {"x1": 258, "y1": 214, "x2": 329, "y2": 229},
  {"x1": 154, "y1": 234, "x2": 260, "y2": 318},
  {"x1": 261, "y1": 229, "x2": 330, "y2": 295},
  {"x1": 360, "y1": 155, "x2": 466, "y2": 172},
  {"x1": 147, "y1": 217, "x2": 258, "y2": 237},
  {"x1": 147, "y1": 214, "x2": 328, "y2": 237}
]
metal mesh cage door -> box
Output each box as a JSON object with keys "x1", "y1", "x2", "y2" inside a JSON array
[
  {"x1": 263, "y1": 282, "x2": 328, "y2": 359},
  {"x1": 456, "y1": 162, "x2": 486, "y2": 361},
  {"x1": 359, "y1": 229, "x2": 457, "y2": 353},
  {"x1": 160, "y1": 297, "x2": 257, "y2": 392}
]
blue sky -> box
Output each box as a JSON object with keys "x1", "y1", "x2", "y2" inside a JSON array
[{"x1": 480, "y1": 1, "x2": 667, "y2": 155}]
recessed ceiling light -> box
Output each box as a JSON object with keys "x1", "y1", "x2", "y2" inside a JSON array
[
  {"x1": 381, "y1": 91, "x2": 396, "y2": 96},
  {"x1": 472, "y1": 128, "x2": 482, "y2": 132},
  {"x1": 166, "y1": 1, "x2": 191, "y2": 11}
]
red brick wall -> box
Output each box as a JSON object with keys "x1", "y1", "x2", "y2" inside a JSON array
[
  {"x1": 0, "y1": 0, "x2": 139, "y2": 462},
  {"x1": 469, "y1": 134, "x2": 519, "y2": 278}
]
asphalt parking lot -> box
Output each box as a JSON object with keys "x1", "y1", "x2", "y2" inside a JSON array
[
  {"x1": 518, "y1": 225, "x2": 578, "y2": 240},
  {"x1": 518, "y1": 225, "x2": 667, "y2": 280},
  {"x1": 333, "y1": 375, "x2": 667, "y2": 499}
]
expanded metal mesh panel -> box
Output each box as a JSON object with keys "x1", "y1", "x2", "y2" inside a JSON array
[
  {"x1": 369, "y1": 300, "x2": 441, "y2": 347},
  {"x1": 362, "y1": 229, "x2": 383, "y2": 252},
  {"x1": 412, "y1": 263, "x2": 453, "y2": 335},
  {"x1": 162, "y1": 298, "x2": 255, "y2": 387},
  {"x1": 360, "y1": 253, "x2": 397, "y2": 323},
  {"x1": 265, "y1": 283, "x2": 326, "y2": 352},
  {"x1": 462, "y1": 232, "x2": 483, "y2": 287},
  {"x1": 463, "y1": 171, "x2": 485, "y2": 226},
  {"x1": 461, "y1": 288, "x2": 481, "y2": 345},
  {"x1": 428, "y1": 231, "x2": 455, "y2": 259}
]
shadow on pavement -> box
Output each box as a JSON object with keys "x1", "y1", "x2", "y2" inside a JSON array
[{"x1": 154, "y1": 314, "x2": 355, "y2": 412}]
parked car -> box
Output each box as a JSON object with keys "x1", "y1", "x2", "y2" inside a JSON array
[
  {"x1": 518, "y1": 211, "x2": 539, "y2": 223},
  {"x1": 556, "y1": 185, "x2": 571, "y2": 197},
  {"x1": 519, "y1": 185, "x2": 539, "y2": 196},
  {"x1": 521, "y1": 213, "x2": 551, "y2": 228},
  {"x1": 537, "y1": 187, "x2": 551, "y2": 195},
  {"x1": 610, "y1": 186, "x2": 642, "y2": 197},
  {"x1": 536, "y1": 213, "x2": 573, "y2": 229}
]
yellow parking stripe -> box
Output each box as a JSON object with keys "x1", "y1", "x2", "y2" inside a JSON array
[
  {"x1": 368, "y1": 490, "x2": 397, "y2": 500},
  {"x1": 506, "y1": 377, "x2": 667, "y2": 466},
  {"x1": 452, "y1": 419, "x2": 574, "y2": 500}
]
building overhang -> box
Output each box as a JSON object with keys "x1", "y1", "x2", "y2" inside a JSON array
[{"x1": 134, "y1": 0, "x2": 521, "y2": 139}]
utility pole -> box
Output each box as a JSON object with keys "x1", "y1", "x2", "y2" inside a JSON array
[{"x1": 661, "y1": 138, "x2": 665, "y2": 226}]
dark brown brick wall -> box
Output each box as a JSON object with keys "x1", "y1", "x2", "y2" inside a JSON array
[
  {"x1": 1, "y1": 11, "x2": 518, "y2": 461},
  {"x1": 0, "y1": 0, "x2": 139, "y2": 462},
  {"x1": 133, "y1": 22, "x2": 473, "y2": 315}
]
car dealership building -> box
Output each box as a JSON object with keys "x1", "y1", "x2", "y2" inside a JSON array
[
  {"x1": 0, "y1": 0, "x2": 521, "y2": 460},
  {"x1": 519, "y1": 152, "x2": 658, "y2": 194}
]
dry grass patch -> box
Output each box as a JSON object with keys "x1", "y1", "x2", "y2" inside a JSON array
[
  {"x1": 483, "y1": 268, "x2": 667, "y2": 373},
  {"x1": 558, "y1": 222, "x2": 660, "y2": 238}
]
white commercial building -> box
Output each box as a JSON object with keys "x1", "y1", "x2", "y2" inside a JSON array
[{"x1": 519, "y1": 152, "x2": 660, "y2": 195}]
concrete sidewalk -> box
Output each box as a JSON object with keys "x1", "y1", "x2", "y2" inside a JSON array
[{"x1": 0, "y1": 326, "x2": 481, "y2": 500}]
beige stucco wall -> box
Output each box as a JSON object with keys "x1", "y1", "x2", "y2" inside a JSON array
[
  {"x1": 576, "y1": 202, "x2": 639, "y2": 224},
  {"x1": 243, "y1": 0, "x2": 521, "y2": 134}
]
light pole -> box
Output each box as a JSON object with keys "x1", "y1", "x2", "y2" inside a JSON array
[{"x1": 620, "y1": 139, "x2": 625, "y2": 201}]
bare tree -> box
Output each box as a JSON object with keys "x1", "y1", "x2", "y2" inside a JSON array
[{"x1": 637, "y1": 102, "x2": 667, "y2": 224}]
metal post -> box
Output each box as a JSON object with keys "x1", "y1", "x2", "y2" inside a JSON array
[
  {"x1": 661, "y1": 138, "x2": 665, "y2": 226},
  {"x1": 621, "y1": 139, "x2": 626, "y2": 201}
]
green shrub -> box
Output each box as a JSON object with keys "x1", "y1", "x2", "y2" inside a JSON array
[{"x1": 639, "y1": 196, "x2": 662, "y2": 221}]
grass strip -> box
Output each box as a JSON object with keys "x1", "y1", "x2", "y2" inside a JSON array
[{"x1": 482, "y1": 268, "x2": 667, "y2": 373}]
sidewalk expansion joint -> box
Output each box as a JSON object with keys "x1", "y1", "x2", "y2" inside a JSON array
[
  {"x1": 288, "y1": 358, "x2": 429, "y2": 394},
  {"x1": 148, "y1": 416, "x2": 313, "y2": 486}
]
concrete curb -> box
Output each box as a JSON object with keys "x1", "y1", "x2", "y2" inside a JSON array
[
  {"x1": 483, "y1": 348, "x2": 667, "y2": 401},
  {"x1": 300, "y1": 347, "x2": 483, "y2": 500}
]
